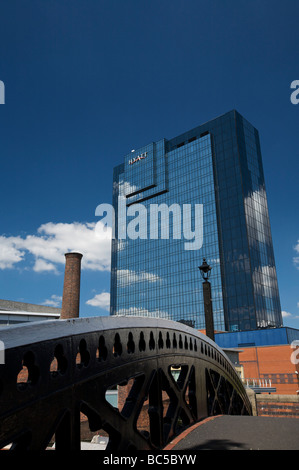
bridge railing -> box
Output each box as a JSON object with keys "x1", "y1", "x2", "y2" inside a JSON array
[
  {"x1": 0, "y1": 316, "x2": 252, "y2": 451},
  {"x1": 242, "y1": 378, "x2": 277, "y2": 394}
]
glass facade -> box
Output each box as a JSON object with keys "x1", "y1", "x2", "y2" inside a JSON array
[{"x1": 110, "y1": 110, "x2": 282, "y2": 332}]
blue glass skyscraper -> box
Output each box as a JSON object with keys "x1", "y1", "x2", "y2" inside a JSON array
[{"x1": 110, "y1": 110, "x2": 282, "y2": 332}]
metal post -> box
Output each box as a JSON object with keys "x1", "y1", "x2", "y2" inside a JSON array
[
  {"x1": 202, "y1": 280, "x2": 215, "y2": 342},
  {"x1": 199, "y1": 259, "x2": 215, "y2": 342}
]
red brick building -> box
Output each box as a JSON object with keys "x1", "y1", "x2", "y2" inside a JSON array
[
  {"x1": 211, "y1": 327, "x2": 299, "y2": 395},
  {"x1": 238, "y1": 344, "x2": 299, "y2": 395}
]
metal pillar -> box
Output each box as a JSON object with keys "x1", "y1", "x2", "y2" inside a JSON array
[
  {"x1": 199, "y1": 258, "x2": 215, "y2": 341},
  {"x1": 202, "y1": 280, "x2": 215, "y2": 342}
]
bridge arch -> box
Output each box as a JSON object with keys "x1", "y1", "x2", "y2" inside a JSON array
[{"x1": 0, "y1": 316, "x2": 251, "y2": 451}]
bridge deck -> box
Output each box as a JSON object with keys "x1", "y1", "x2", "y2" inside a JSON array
[{"x1": 164, "y1": 415, "x2": 299, "y2": 450}]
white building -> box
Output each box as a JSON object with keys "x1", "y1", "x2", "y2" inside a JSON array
[{"x1": 0, "y1": 299, "x2": 60, "y2": 327}]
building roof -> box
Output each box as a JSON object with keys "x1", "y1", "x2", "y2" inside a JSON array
[
  {"x1": 0, "y1": 299, "x2": 61, "y2": 314},
  {"x1": 215, "y1": 327, "x2": 299, "y2": 349},
  {"x1": 0, "y1": 299, "x2": 61, "y2": 327},
  {"x1": 0, "y1": 310, "x2": 59, "y2": 317}
]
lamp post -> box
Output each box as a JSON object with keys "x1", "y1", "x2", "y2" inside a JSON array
[{"x1": 199, "y1": 258, "x2": 215, "y2": 341}]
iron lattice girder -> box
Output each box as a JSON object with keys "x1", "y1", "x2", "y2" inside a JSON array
[{"x1": 0, "y1": 316, "x2": 252, "y2": 451}]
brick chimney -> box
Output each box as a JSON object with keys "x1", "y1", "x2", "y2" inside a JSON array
[{"x1": 60, "y1": 252, "x2": 83, "y2": 319}]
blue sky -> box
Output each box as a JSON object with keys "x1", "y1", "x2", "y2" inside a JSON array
[{"x1": 0, "y1": 0, "x2": 298, "y2": 328}]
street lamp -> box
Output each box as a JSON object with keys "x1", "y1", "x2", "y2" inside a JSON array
[
  {"x1": 199, "y1": 258, "x2": 215, "y2": 342},
  {"x1": 199, "y1": 258, "x2": 212, "y2": 281}
]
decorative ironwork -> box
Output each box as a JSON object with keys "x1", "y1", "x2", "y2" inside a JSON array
[{"x1": 0, "y1": 317, "x2": 251, "y2": 451}]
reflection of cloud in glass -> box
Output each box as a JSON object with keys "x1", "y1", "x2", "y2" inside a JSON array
[
  {"x1": 244, "y1": 186, "x2": 279, "y2": 290},
  {"x1": 244, "y1": 188, "x2": 268, "y2": 244},
  {"x1": 116, "y1": 307, "x2": 170, "y2": 319},
  {"x1": 117, "y1": 180, "x2": 139, "y2": 197},
  {"x1": 252, "y1": 265, "x2": 278, "y2": 293},
  {"x1": 293, "y1": 240, "x2": 299, "y2": 269},
  {"x1": 117, "y1": 269, "x2": 161, "y2": 288},
  {"x1": 116, "y1": 240, "x2": 127, "y2": 251}
]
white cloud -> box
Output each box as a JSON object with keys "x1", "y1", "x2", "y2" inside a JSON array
[
  {"x1": 86, "y1": 292, "x2": 110, "y2": 311},
  {"x1": 0, "y1": 236, "x2": 25, "y2": 269},
  {"x1": 0, "y1": 221, "x2": 112, "y2": 273},
  {"x1": 42, "y1": 294, "x2": 62, "y2": 307},
  {"x1": 33, "y1": 259, "x2": 58, "y2": 273},
  {"x1": 282, "y1": 310, "x2": 299, "y2": 320}
]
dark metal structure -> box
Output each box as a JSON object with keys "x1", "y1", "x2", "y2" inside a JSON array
[
  {"x1": 199, "y1": 258, "x2": 215, "y2": 341},
  {"x1": 0, "y1": 316, "x2": 251, "y2": 451}
]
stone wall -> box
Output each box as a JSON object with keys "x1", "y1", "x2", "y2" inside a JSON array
[
  {"x1": 246, "y1": 389, "x2": 299, "y2": 418},
  {"x1": 256, "y1": 394, "x2": 299, "y2": 418}
]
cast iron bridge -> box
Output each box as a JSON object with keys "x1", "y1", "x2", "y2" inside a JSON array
[{"x1": 0, "y1": 316, "x2": 251, "y2": 451}]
